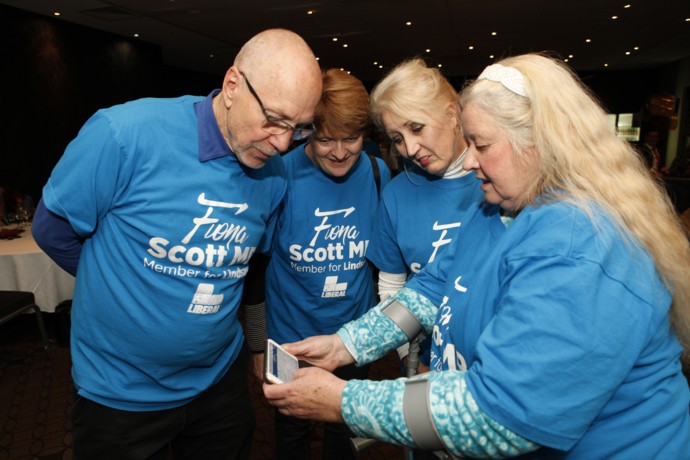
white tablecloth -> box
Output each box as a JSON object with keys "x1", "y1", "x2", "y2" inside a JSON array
[{"x1": 0, "y1": 226, "x2": 75, "y2": 312}]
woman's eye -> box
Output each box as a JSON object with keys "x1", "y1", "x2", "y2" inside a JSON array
[{"x1": 410, "y1": 124, "x2": 424, "y2": 134}]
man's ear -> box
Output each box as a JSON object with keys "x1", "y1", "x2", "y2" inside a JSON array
[{"x1": 222, "y1": 66, "x2": 241, "y2": 108}]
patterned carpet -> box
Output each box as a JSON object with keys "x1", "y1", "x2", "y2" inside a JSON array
[{"x1": 0, "y1": 314, "x2": 405, "y2": 460}]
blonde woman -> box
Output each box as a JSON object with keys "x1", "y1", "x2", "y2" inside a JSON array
[{"x1": 264, "y1": 54, "x2": 690, "y2": 459}]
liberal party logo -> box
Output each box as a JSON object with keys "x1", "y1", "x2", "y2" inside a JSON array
[
  {"x1": 187, "y1": 283, "x2": 223, "y2": 314},
  {"x1": 321, "y1": 275, "x2": 347, "y2": 298}
]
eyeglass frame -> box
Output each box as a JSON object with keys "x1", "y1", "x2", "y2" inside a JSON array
[{"x1": 239, "y1": 71, "x2": 316, "y2": 141}]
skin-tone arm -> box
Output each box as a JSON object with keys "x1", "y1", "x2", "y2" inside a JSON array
[{"x1": 263, "y1": 333, "x2": 354, "y2": 422}]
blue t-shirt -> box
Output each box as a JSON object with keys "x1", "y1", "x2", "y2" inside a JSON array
[
  {"x1": 367, "y1": 167, "x2": 503, "y2": 365},
  {"x1": 42, "y1": 92, "x2": 287, "y2": 411},
  {"x1": 266, "y1": 146, "x2": 390, "y2": 344},
  {"x1": 409, "y1": 202, "x2": 690, "y2": 458}
]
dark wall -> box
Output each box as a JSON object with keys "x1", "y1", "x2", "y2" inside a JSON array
[
  {"x1": 0, "y1": 5, "x2": 220, "y2": 204},
  {"x1": 1, "y1": 5, "x2": 680, "y2": 205}
]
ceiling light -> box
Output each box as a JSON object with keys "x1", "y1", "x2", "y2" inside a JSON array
[
  {"x1": 491, "y1": 32, "x2": 497, "y2": 36},
  {"x1": 438, "y1": 64, "x2": 442, "y2": 68},
  {"x1": 612, "y1": 15, "x2": 618, "y2": 20},
  {"x1": 489, "y1": 54, "x2": 494, "y2": 59},
  {"x1": 586, "y1": 38, "x2": 592, "y2": 43},
  {"x1": 624, "y1": 4, "x2": 631, "y2": 8},
  {"x1": 209, "y1": 53, "x2": 214, "y2": 58},
  {"x1": 634, "y1": 46, "x2": 639, "y2": 50},
  {"x1": 625, "y1": 51, "x2": 631, "y2": 55},
  {"x1": 425, "y1": 49, "x2": 431, "y2": 53},
  {"x1": 468, "y1": 45, "x2": 474, "y2": 50},
  {"x1": 373, "y1": 61, "x2": 378, "y2": 65},
  {"x1": 569, "y1": 54, "x2": 574, "y2": 58},
  {"x1": 604, "y1": 63, "x2": 609, "y2": 67},
  {"x1": 133, "y1": 33, "x2": 139, "y2": 37},
  {"x1": 307, "y1": 9, "x2": 316, "y2": 15},
  {"x1": 343, "y1": 44, "x2": 348, "y2": 48},
  {"x1": 53, "y1": 11, "x2": 61, "y2": 16},
  {"x1": 332, "y1": 37, "x2": 338, "y2": 42},
  {"x1": 406, "y1": 21, "x2": 412, "y2": 26}
]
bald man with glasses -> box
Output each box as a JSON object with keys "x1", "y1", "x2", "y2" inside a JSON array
[{"x1": 32, "y1": 29, "x2": 322, "y2": 460}]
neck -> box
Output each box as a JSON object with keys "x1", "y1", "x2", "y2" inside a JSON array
[{"x1": 443, "y1": 149, "x2": 470, "y2": 179}]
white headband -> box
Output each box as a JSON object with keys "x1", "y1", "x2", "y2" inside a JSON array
[{"x1": 477, "y1": 64, "x2": 527, "y2": 97}]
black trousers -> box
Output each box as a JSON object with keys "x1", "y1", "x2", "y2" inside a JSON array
[
  {"x1": 274, "y1": 362, "x2": 370, "y2": 460},
  {"x1": 72, "y1": 349, "x2": 255, "y2": 460}
]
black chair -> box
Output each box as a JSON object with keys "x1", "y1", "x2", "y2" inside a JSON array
[{"x1": 0, "y1": 291, "x2": 50, "y2": 350}]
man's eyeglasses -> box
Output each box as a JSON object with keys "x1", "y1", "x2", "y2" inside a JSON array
[{"x1": 239, "y1": 71, "x2": 316, "y2": 141}]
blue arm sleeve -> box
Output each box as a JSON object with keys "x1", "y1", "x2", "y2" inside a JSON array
[
  {"x1": 31, "y1": 199, "x2": 83, "y2": 276},
  {"x1": 342, "y1": 371, "x2": 540, "y2": 458},
  {"x1": 337, "y1": 287, "x2": 437, "y2": 365}
]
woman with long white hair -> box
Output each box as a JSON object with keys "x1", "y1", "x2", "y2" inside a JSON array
[{"x1": 263, "y1": 53, "x2": 690, "y2": 459}]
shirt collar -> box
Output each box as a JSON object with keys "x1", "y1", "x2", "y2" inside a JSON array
[{"x1": 195, "y1": 89, "x2": 236, "y2": 162}]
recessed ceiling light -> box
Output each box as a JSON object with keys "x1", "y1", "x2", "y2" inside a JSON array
[
  {"x1": 634, "y1": 46, "x2": 639, "y2": 50},
  {"x1": 53, "y1": 11, "x2": 61, "y2": 16},
  {"x1": 489, "y1": 54, "x2": 494, "y2": 59},
  {"x1": 624, "y1": 4, "x2": 631, "y2": 8},
  {"x1": 604, "y1": 63, "x2": 609, "y2": 67},
  {"x1": 316, "y1": 57, "x2": 320, "y2": 61},
  {"x1": 438, "y1": 64, "x2": 442, "y2": 68},
  {"x1": 133, "y1": 33, "x2": 139, "y2": 37},
  {"x1": 332, "y1": 37, "x2": 338, "y2": 42},
  {"x1": 307, "y1": 9, "x2": 316, "y2": 15},
  {"x1": 491, "y1": 32, "x2": 497, "y2": 36},
  {"x1": 343, "y1": 44, "x2": 348, "y2": 48},
  {"x1": 425, "y1": 49, "x2": 431, "y2": 53},
  {"x1": 209, "y1": 54, "x2": 214, "y2": 58},
  {"x1": 406, "y1": 21, "x2": 412, "y2": 26},
  {"x1": 625, "y1": 51, "x2": 631, "y2": 55},
  {"x1": 373, "y1": 61, "x2": 378, "y2": 65},
  {"x1": 468, "y1": 45, "x2": 474, "y2": 50},
  {"x1": 586, "y1": 38, "x2": 592, "y2": 43},
  {"x1": 379, "y1": 65, "x2": 383, "y2": 69},
  {"x1": 569, "y1": 54, "x2": 574, "y2": 58},
  {"x1": 612, "y1": 15, "x2": 618, "y2": 20}
]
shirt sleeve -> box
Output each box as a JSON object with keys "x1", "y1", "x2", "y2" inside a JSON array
[
  {"x1": 337, "y1": 287, "x2": 438, "y2": 365},
  {"x1": 31, "y1": 199, "x2": 83, "y2": 276},
  {"x1": 342, "y1": 370, "x2": 540, "y2": 458}
]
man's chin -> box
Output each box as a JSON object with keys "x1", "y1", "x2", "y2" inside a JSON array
[{"x1": 237, "y1": 150, "x2": 271, "y2": 169}]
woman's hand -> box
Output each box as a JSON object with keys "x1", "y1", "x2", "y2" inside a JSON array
[
  {"x1": 263, "y1": 366, "x2": 347, "y2": 423},
  {"x1": 282, "y1": 334, "x2": 355, "y2": 371}
]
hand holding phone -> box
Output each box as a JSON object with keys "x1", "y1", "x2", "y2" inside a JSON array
[{"x1": 264, "y1": 339, "x2": 299, "y2": 384}]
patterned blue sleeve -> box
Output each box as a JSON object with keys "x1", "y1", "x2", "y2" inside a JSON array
[
  {"x1": 342, "y1": 371, "x2": 540, "y2": 458},
  {"x1": 337, "y1": 287, "x2": 437, "y2": 365}
]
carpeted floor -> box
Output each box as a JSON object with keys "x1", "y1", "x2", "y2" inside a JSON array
[{"x1": 0, "y1": 314, "x2": 406, "y2": 460}]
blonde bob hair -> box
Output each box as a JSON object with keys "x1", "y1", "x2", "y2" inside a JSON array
[
  {"x1": 370, "y1": 58, "x2": 458, "y2": 131},
  {"x1": 459, "y1": 53, "x2": 690, "y2": 355}
]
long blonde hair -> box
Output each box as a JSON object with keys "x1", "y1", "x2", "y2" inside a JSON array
[{"x1": 459, "y1": 53, "x2": 690, "y2": 354}]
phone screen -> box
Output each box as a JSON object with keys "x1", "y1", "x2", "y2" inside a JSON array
[{"x1": 265, "y1": 339, "x2": 299, "y2": 384}]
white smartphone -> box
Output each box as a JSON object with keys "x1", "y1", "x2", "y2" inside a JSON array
[{"x1": 264, "y1": 338, "x2": 299, "y2": 384}]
